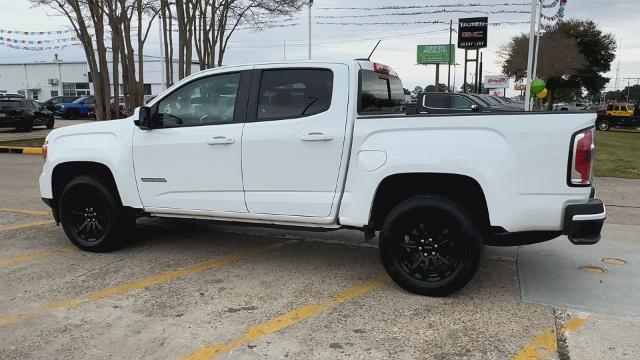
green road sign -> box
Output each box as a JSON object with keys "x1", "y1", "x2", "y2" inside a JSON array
[{"x1": 417, "y1": 44, "x2": 455, "y2": 64}]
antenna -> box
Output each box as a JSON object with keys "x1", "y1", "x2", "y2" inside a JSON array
[{"x1": 367, "y1": 40, "x2": 382, "y2": 61}]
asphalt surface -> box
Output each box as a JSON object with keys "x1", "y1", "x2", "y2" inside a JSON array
[{"x1": 0, "y1": 153, "x2": 638, "y2": 359}]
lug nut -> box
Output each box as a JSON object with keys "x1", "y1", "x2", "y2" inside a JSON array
[
  {"x1": 420, "y1": 239, "x2": 425, "y2": 243},
  {"x1": 432, "y1": 252, "x2": 436, "y2": 255},
  {"x1": 418, "y1": 247, "x2": 422, "y2": 250},
  {"x1": 423, "y1": 253, "x2": 428, "y2": 257}
]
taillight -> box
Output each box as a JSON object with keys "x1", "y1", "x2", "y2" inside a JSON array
[
  {"x1": 373, "y1": 63, "x2": 391, "y2": 75},
  {"x1": 569, "y1": 127, "x2": 595, "y2": 186}
]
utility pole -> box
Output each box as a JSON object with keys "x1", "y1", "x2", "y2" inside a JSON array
[
  {"x1": 447, "y1": 19, "x2": 453, "y2": 92},
  {"x1": 532, "y1": 1, "x2": 542, "y2": 82},
  {"x1": 524, "y1": 0, "x2": 539, "y2": 111},
  {"x1": 308, "y1": 0, "x2": 313, "y2": 60},
  {"x1": 283, "y1": 40, "x2": 286, "y2": 61},
  {"x1": 55, "y1": 53, "x2": 63, "y2": 96}
]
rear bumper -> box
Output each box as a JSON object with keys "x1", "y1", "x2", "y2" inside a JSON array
[
  {"x1": 563, "y1": 198, "x2": 606, "y2": 245},
  {"x1": 0, "y1": 118, "x2": 21, "y2": 127}
]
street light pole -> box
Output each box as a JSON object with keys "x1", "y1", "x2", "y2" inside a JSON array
[
  {"x1": 308, "y1": 0, "x2": 313, "y2": 60},
  {"x1": 524, "y1": 0, "x2": 538, "y2": 112}
]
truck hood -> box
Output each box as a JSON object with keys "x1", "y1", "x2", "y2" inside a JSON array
[{"x1": 46, "y1": 118, "x2": 135, "y2": 145}]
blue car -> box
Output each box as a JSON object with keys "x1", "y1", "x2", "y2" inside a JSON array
[{"x1": 56, "y1": 96, "x2": 95, "y2": 119}]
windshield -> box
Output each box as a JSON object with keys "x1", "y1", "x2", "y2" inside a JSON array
[
  {"x1": 469, "y1": 94, "x2": 491, "y2": 107},
  {"x1": 72, "y1": 97, "x2": 89, "y2": 104}
]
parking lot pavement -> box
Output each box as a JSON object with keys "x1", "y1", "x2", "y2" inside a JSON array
[
  {"x1": 0, "y1": 118, "x2": 93, "y2": 142},
  {"x1": 0, "y1": 153, "x2": 638, "y2": 359}
]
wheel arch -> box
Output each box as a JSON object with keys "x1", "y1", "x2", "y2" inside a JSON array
[
  {"x1": 369, "y1": 173, "x2": 491, "y2": 234},
  {"x1": 52, "y1": 161, "x2": 122, "y2": 206}
]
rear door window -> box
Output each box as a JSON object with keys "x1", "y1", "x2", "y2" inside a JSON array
[
  {"x1": 423, "y1": 93, "x2": 450, "y2": 108},
  {"x1": 256, "y1": 69, "x2": 333, "y2": 121},
  {"x1": 452, "y1": 95, "x2": 474, "y2": 109},
  {"x1": 358, "y1": 70, "x2": 405, "y2": 115}
]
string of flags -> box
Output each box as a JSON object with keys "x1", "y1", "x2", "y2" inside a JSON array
[
  {"x1": 316, "y1": 20, "x2": 530, "y2": 26},
  {"x1": 0, "y1": 40, "x2": 80, "y2": 51},
  {"x1": 541, "y1": 0, "x2": 567, "y2": 31},
  {"x1": 0, "y1": 28, "x2": 74, "y2": 35},
  {"x1": 0, "y1": 36, "x2": 79, "y2": 44}
]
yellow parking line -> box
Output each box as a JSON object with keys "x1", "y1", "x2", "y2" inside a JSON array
[
  {"x1": 0, "y1": 247, "x2": 78, "y2": 268},
  {"x1": 182, "y1": 275, "x2": 391, "y2": 360},
  {"x1": 512, "y1": 315, "x2": 589, "y2": 360},
  {"x1": 0, "y1": 220, "x2": 55, "y2": 233},
  {"x1": 0, "y1": 241, "x2": 291, "y2": 327},
  {"x1": 0, "y1": 208, "x2": 51, "y2": 217}
]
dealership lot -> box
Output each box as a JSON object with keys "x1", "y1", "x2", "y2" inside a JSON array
[{"x1": 0, "y1": 153, "x2": 639, "y2": 359}]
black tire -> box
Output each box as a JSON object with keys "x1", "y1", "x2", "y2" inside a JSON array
[
  {"x1": 379, "y1": 195, "x2": 483, "y2": 297},
  {"x1": 597, "y1": 120, "x2": 610, "y2": 131},
  {"x1": 22, "y1": 118, "x2": 33, "y2": 132},
  {"x1": 46, "y1": 117, "x2": 55, "y2": 129},
  {"x1": 58, "y1": 175, "x2": 134, "y2": 252}
]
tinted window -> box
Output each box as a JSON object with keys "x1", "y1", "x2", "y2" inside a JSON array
[
  {"x1": 607, "y1": 105, "x2": 614, "y2": 111},
  {"x1": 452, "y1": 95, "x2": 474, "y2": 109},
  {"x1": 0, "y1": 100, "x2": 21, "y2": 108},
  {"x1": 423, "y1": 93, "x2": 450, "y2": 108},
  {"x1": 257, "y1": 69, "x2": 333, "y2": 120},
  {"x1": 358, "y1": 70, "x2": 404, "y2": 115},
  {"x1": 470, "y1": 94, "x2": 491, "y2": 107},
  {"x1": 157, "y1": 72, "x2": 241, "y2": 127}
]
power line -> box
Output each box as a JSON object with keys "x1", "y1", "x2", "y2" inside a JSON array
[
  {"x1": 316, "y1": 10, "x2": 530, "y2": 19},
  {"x1": 318, "y1": 2, "x2": 531, "y2": 10}
]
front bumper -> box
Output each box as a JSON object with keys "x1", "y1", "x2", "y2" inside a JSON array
[{"x1": 563, "y1": 198, "x2": 606, "y2": 245}]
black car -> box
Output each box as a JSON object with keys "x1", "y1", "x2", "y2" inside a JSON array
[
  {"x1": 42, "y1": 96, "x2": 79, "y2": 112},
  {"x1": 596, "y1": 115, "x2": 640, "y2": 131},
  {"x1": 416, "y1": 92, "x2": 519, "y2": 114},
  {"x1": 0, "y1": 98, "x2": 55, "y2": 132}
]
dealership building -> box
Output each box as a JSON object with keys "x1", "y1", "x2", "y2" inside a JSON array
[{"x1": 0, "y1": 57, "x2": 197, "y2": 101}]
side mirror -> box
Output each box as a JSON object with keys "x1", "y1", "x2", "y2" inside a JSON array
[
  {"x1": 134, "y1": 106, "x2": 153, "y2": 129},
  {"x1": 470, "y1": 104, "x2": 480, "y2": 112}
]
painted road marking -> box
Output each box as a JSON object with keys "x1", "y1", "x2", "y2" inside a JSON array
[
  {"x1": 182, "y1": 275, "x2": 391, "y2": 360},
  {"x1": 0, "y1": 241, "x2": 293, "y2": 327},
  {"x1": 512, "y1": 315, "x2": 589, "y2": 360},
  {"x1": 0, "y1": 220, "x2": 55, "y2": 233},
  {"x1": 0, "y1": 247, "x2": 78, "y2": 268},
  {"x1": 0, "y1": 208, "x2": 51, "y2": 216}
]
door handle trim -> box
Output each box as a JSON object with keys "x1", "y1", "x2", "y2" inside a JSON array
[
  {"x1": 207, "y1": 136, "x2": 235, "y2": 145},
  {"x1": 301, "y1": 132, "x2": 334, "y2": 142}
]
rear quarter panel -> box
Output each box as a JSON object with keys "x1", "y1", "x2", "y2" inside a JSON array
[{"x1": 339, "y1": 112, "x2": 597, "y2": 232}]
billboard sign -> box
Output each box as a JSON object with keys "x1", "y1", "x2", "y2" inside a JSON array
[
  {"x1": 484, "y1": 75, "x2": 510, "y2": 89},
  {"x1": 458, "y1": 17, "x2": 488, "y2": 49},
  {"x1": 417, "y1": 44, "x2": 455, "y2": 64}
]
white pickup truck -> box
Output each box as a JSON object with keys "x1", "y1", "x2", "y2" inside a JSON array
[{"x1": 39, "y1": 60, "x2": 605, "y2": 296}]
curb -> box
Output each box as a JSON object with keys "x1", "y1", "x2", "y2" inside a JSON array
[{"x1": 0, "y1": 146, "x2": 42, "y2": 155}]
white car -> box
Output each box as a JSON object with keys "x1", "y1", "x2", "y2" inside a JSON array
[{"x1": 39, "y1": 60, "x2": 605, "y2": 296}]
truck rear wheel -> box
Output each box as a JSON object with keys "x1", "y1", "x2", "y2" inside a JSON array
[
  {"x1": 58, "y1": 175, "x2": 134, "y2": 252},
  {"x1": 379, "y1": 195, "x2": 482, "y2": 296}
]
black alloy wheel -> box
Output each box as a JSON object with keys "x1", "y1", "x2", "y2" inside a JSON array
[
  {"x1": 379, "y1": 195, "x2": 483, "y2": 296},
  {"x1": 59, "y1": 175, "x2": 133, "y2": 252}
]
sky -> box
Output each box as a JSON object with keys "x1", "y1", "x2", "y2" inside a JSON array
[{"x1": 0, "y1": 0, "x2": 638, "y2": 97}]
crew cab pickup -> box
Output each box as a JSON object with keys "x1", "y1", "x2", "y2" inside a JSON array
[{"x1": 39, "y1": 60, "x2": 606, "y2": 296}]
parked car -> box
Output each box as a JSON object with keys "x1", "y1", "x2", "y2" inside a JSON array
[
  {"x1": 596, "y1": 115, "x2": 640, "y2": 131},
  {"x1": 554, "y1": 102, "x2": 590, "y2": 111},
  {"x1": 56, "y1": 96, "x2": 95, "y2": 119},
  {"x1": 417, "y1": 92, "x2": 518, "y2": 114},
  {"x1": 0, "y1": 97, "x2": 54, "y2": 131},
  {"x1": 0, "y1": 93, "x2": 26, "y2": 99},
  {"x1": 42, "y1": 96, "x2": 79, "y2": 112},
  {"x1": 40, "y1": 60, "x2": 605, "y2": 297},
  {"x1": 605, "y1": 103, "x2": 634, "y2": 117}
]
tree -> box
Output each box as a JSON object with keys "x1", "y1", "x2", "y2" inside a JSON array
[
  {"x1": 411, "y1": 86, "x2": 423, "y2": 98},
  {"x1": 501, "y1": 30, "x2": 585, "y2": 109},
  {"x1": 33, "y1": 0, "x2": 112, "y2": 120},
  {"x1": 558, "y1": 20, "x2": 617, "y2": 99},
  {"x1": 500, "y1": 19, "x2": 616, "y2": 109},
  {"x1": 425, "y1": 84, "x2": 448, "y2": 92}
]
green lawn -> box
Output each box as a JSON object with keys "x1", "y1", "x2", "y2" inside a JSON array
[
  {"x1": 0, "y1": 138, "x2": 46, "y2": 148},
  {"x1": 595, "y1": 130, "x2": 640, "y2": 179},
  {"x1": 0, "y1": 130, "x2": 638, "y2": 179}
]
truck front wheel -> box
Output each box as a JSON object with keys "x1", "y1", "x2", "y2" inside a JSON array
[
  {"x1": 379, "y1": 195, "x2": 483, "y2": 296},
  {"x1": 58, "y1": 175, "x2": 134, "y2": 252}
]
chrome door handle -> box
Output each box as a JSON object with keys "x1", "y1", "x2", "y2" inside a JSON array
[
  {"x1": 207, "y1": 136, "x2": 235, "y2": 145},
  {"x1": 301, "y1": 132, "x2": 334, "y2": 141}
]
